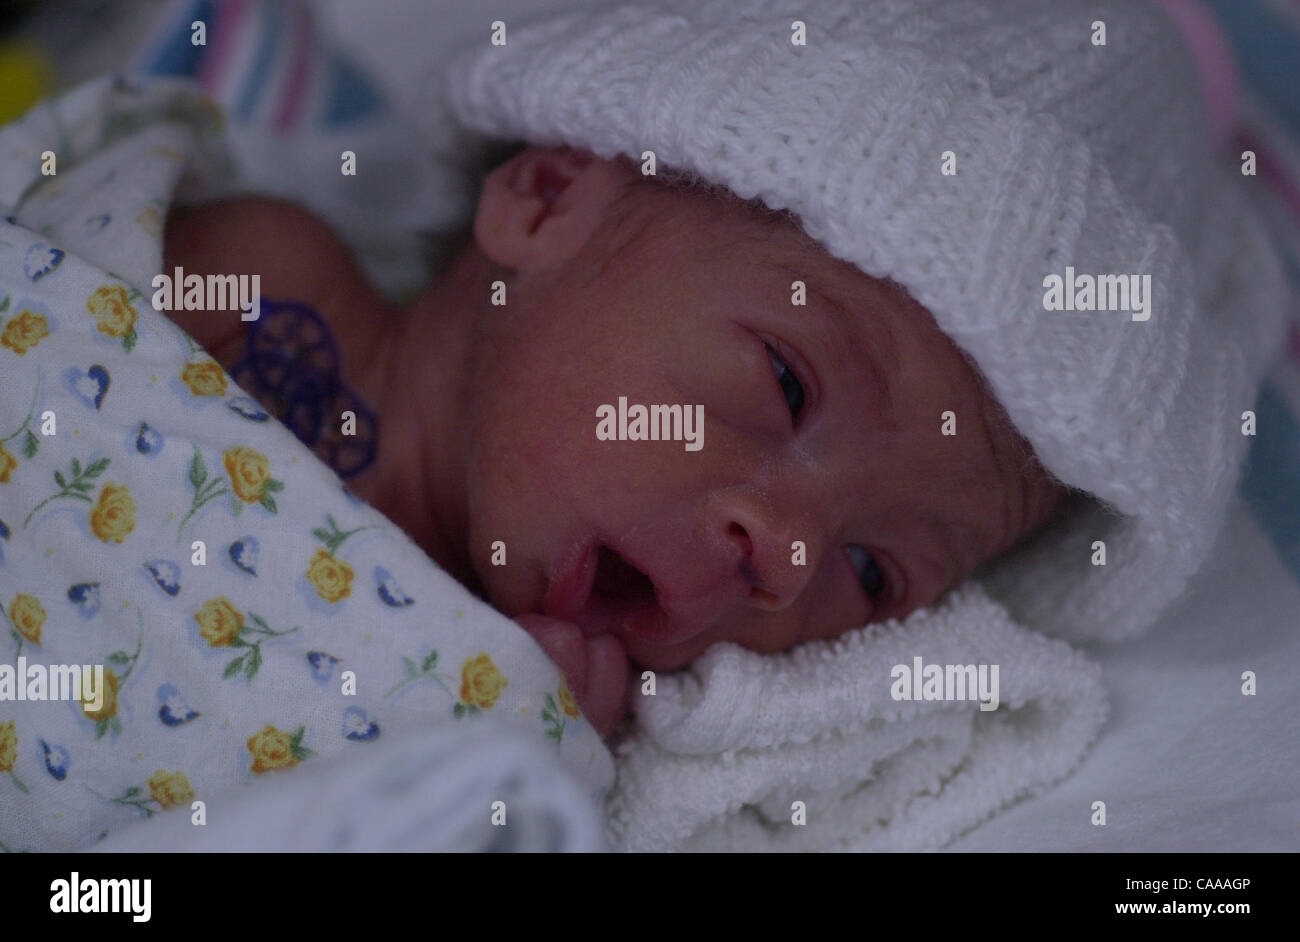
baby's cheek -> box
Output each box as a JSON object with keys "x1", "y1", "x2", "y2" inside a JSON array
[{"x1": 484, "y1": 386, "x2": 592, "y2": 484}]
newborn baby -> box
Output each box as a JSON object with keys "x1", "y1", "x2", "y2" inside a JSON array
[{"x1": 163, "y1": 145, "x2": 1069, "y2": 739}]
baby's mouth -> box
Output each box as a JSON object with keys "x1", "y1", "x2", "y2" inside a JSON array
[
  {"x1": 579, "y1": 545, "x2": 659, "y2": 638},
  {"x1": 544, "y1": 540, "x2": 662, "y2": 642}
]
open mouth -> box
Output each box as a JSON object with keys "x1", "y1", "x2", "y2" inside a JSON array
[
  {"x1": 546, "y1": 540, "x2": 662, "y2": 641},
  {"x1": 593, "y1": 544, "x2": 656, "y2": 610},
  {"x1": 576, "y1": 544, "x2": 659, "y2": 640}
]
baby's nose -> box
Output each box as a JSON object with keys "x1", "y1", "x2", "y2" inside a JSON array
[
  {"x1": 630, "y1": 493, "x2": 819, "y2": 638},
  {"x1": 722, "y1": 517, "x2": 816, "y2": 613}
]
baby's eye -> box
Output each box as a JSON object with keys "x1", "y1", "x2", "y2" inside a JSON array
[
  {"x1": 765, "y1": 343, "x2": 805, "y2": 422},
  {"x1": 845, "y1": 544, "x2": 887, "y2": 599}
]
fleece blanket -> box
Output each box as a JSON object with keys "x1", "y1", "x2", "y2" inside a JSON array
[
  {"x1": 605, "y1": 582, "x2": 1108, "y2": 852},
  {"x1": 0, "y1": 76, "x2": 613, "y2": 853}
]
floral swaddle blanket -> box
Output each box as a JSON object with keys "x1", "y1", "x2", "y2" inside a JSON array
[{"x1": 0, "y1": 76, "x2": 613, "y2": 851}]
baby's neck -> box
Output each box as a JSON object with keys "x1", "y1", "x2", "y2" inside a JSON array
[{"x1": 356, "y1": 247, "x2": 485, "y2": 596}]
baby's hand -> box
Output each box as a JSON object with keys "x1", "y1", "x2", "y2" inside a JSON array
[{"x1": 514, "y1": 614, "x2": 630, "y2": 740}]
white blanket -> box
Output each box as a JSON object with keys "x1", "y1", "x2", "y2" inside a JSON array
[{"x1": 605, "y1": 582, "x2": 1107, "y2": 852}]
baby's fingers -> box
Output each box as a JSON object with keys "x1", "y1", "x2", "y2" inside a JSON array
[
  {"x1": 580, "y1": 634, "x2": 629, "y2": 740},
  {"x1": 515, "y1": 613, "x2": 589, "y2": 695},
  {"x1": 514, "y1": 614, "x2": 629, "y2": 739}
]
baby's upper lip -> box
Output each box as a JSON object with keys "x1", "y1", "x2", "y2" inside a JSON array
[
  {"x1": 544, "y1": 533, "x2": 742, "y2": 649},
  {"x1": 542, "y1": 535, "x2": 674, "y2": 643}
]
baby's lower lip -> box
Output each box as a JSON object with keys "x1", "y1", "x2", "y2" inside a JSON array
[
  {"x1": 576, "y1": 595, "x2": 683, "y2": 647},
  {"x1": 542, "y1": 539, "x2": 599, "y2": 623},
  {"x1": 545, "y1": 541, "x2": 690, "y2": 647},
  {"x1": 574, "y1": 592, "x2": 636, "y2": 641}
]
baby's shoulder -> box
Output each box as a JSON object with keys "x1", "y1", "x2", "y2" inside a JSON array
[{"x1": 161, "y1": 197, "x2": 378, "y2": 362}]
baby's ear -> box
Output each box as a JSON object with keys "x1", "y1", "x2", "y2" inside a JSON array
[{"x1": 473, "y1": 145, "x2": 624, "y2": 271}]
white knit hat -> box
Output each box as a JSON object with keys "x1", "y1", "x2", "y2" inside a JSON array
[{"x1": 433, "y1": 0, "x2": 1291, "y2": 643}]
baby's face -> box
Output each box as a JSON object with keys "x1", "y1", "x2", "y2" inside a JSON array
[{"x1": 459, "y1": 149, "x2": 1065, "y2": 675}]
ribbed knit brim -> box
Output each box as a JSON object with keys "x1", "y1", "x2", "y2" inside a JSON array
[{"x1": 433, "y1": 0, "x2": 1290, "y2": 642}]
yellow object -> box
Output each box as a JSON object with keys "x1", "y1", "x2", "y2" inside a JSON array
[{"x1": 0, "y1": 41, "x2": 55, "y2": 125}]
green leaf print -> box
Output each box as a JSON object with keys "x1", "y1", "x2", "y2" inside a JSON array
[{"x1": 23, "y1": 454, "x2": 110, "y2": 528}]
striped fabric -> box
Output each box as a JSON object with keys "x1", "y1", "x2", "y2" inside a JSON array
[{"x1": 135, "y1": 0, "x2": 383, "y2": 133}]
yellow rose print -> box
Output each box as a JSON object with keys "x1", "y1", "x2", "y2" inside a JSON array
[
  {"x1": 247, "y1": 724, "x2": 313, "y2": 774},
  {"x1": 85, "y1": 284, "x2": 138, "y2": 348},
  {"x1": 24, "y1": 455, "x2": 112, "y2": 530},
  {"x1": 81, "y1": 667, "x2": 119, "y2": 722},
  {"x1": 78, "y1": 620, "x2": 142, "y2": 740},
  {"x1": 89, "y1": 482, "x2": 135, "y2": 543},
  {"x1": 147, "y1": 770, "x2": 195, "y2": 809},
  {"x1": 304, "y1": 515, "x2": 374, "y2": 604},
  {"x1": 134, "y1": 207, "x2": 162, "y2": 238},
  {"x1": 460, "y1": 653, "x2": 507, "y2": 710},
  {"x1": 191, "y1": 595, "x2": 295, "y2": 682},
  {"x1": 194, "y1": 597, "x2": 244, "y2": 647},
  {"x1": 223, "y1": 447, "x2": 270, "y2": 502},
  {"x1": 557, "y1": 680, "x2": 581, "y2": 719},
  {"x1": 1, "y1": 309, "x2": 49, "y2": 355},
  {"x1": 178, "y1": 446, "x2": 281, "y2": 537},
  {"x1": 541, "y1": 683, "x2": 577, "y2": 741},
  {"x1": 8, "y1": 593, "x2": 45, "y2": 645},
  {"x1": 180, "y1": 359, "x2": 227, "y2": 396},
  {"x1": 0, "y1": 442, "x2": 17, "y2": 483},
  {"x1": 307, "y1": 548, "x2": 354, "y2": 603},
  {"x1": 0, "y1": 720, "x2": 25, "y2": 794},
  {"x1": 0, "y1": 721, "x2": 16, "y2": 773},
  {"x1": 89, "y1": 766, "x2": 195, "y2": 816}
]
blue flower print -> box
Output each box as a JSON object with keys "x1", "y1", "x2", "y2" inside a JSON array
[
  {"x1": 156, "y1": 684, "x2": 199, "y2": 726},
  {"x1": 40, "y1": 740, "x2": 69, "y2": 781},
  {"x1": 226, "y1": 397, "x2": 269, "y2": 422},
  {"x1": 306, "y1": 651, "x2": 340, "y2": 682},
  {"x1": 82, "y1": 213, "x2": 112, "y2": 235},
  {"x1": 23, "y1": 243, "x2": 65, "y2": 281},
  {"x1": 134, "y1": 422, "x2": 164, "y2": 456},
  {"x1": 342, "y1": 707, "x2": 379, "y2": 741},
  {"x1": 144, "y1": 560, "x2": 181, "y2": 597},
  {"x1": 228, "y1": 536, "x2": 259, "y2": 575},
  {"x1": 67, "y1": 582, "x2": 101, "y2": 619},
  {"x1": 374, "y1": 566, "x2": 413, "y2": 607},
  {"x1": 64, "y1": 365, "x2": 110, "y2": 411}
]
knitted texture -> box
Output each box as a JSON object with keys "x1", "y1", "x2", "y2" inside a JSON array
[
  {"x1": 604, "y1": 581, "x2": 1107, "y2": 852},
  {"x1": 434, "y1": 0, "x2": 1291, "y2": 642}
]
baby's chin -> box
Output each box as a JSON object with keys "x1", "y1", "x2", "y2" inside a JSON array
[{"x1": 619, "y1": 638, "x2": 704, "y2": 674}]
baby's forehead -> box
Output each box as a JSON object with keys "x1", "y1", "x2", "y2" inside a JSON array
[{"x1": 612, "y1": 172, "x2": 918, "y2": 380}]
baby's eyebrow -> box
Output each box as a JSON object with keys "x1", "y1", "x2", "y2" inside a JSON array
[{"x1": 764, "y1": 258, "x2": 899, "y2": 433}]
